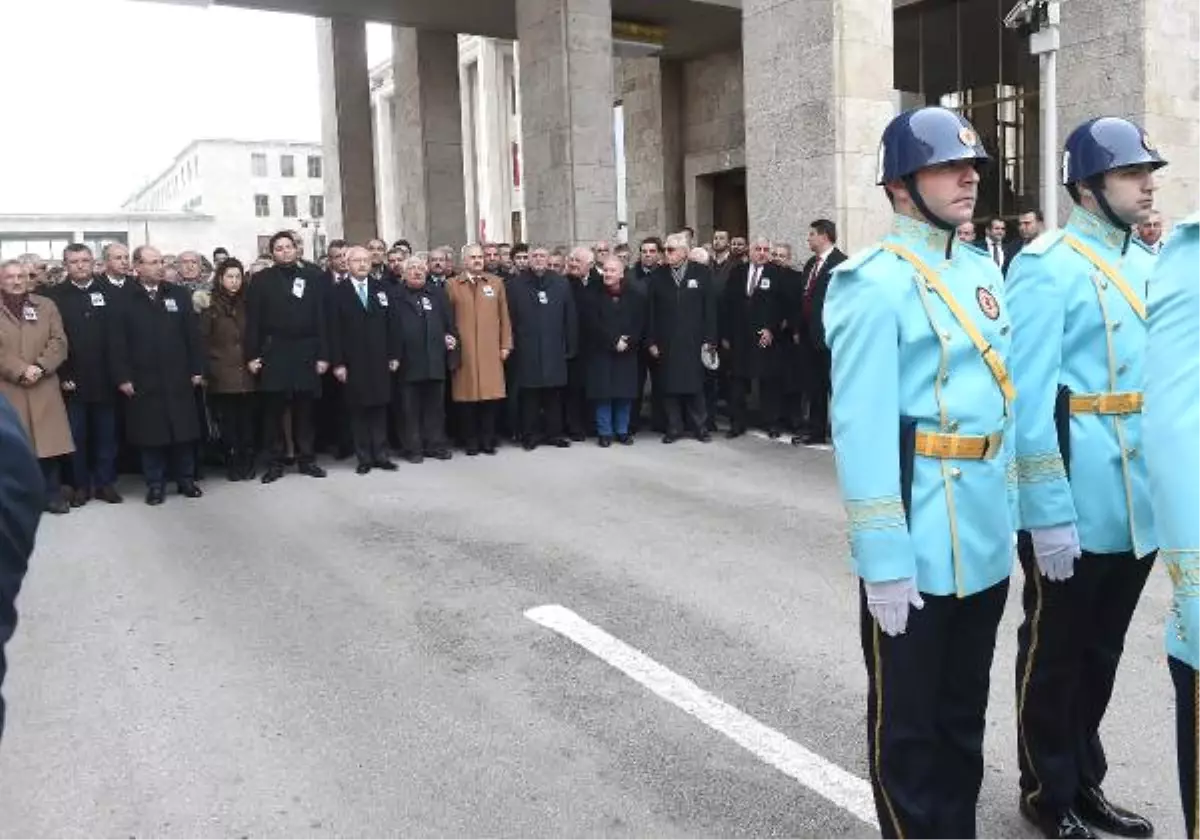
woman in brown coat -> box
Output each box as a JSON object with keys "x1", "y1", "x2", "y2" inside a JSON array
[
  {"x1": 0, "y1": 260, "x2": 74, "y2": 514},
  {"x1": 446, "y1": 244, "x2": 512, "y2": 455},
  {"x1": 199, "y1": 259, "x2": 257, "y2": 480}
]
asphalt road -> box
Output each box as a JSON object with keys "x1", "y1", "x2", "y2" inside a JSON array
[{"x1": 0, "y1": 434, "x2": 1182, "y2": 838}]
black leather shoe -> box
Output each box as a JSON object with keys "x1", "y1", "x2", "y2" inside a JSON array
[
  {"x1": 45, "y1": 498, "x2": 70, "y2": 515},
  {"x1": 298, "y1": 462, "x2": 327, "y2": 478},
  {"x1": 1020, "y1": 799, "x2": 1098, "y2": 839},
  {"x1": 569, "y1": 433, "x2": 586, "y2": 442},
  {"x1": 465, "y1": 447, "x2": 480, "y2": 457},
  {"x1": 94, "y1": 486, "x2": 123, "y2": 504},
  {"x1": 261, "y1": 464, "x2": 285, "y2": 484},
  {"x1": 617, "y1": 433, "x2": 634, "y2": 446},
  {"x1": 404, "y1": 453, "x2": 425, "y2": 465},
  {"x1": 178, "y1": 482, "x2": 203, "y2": 499},
  {"x1": 355, "y1": 463, "x2": 372, "y2": 475},
  {"x1": 662, "y1": 433, "x2": 678, "y2": 444},
  {"x1": 705, "y1": 418, "x2": 718, "y2": 433},
  {"x1": 790, "y1": 434, "x2": 805, "y2": 446},
  {"x1": 482, "y1": 444, "x2": 498, "y2": 455},
  {"x1": 431, "y1": 449, "x2": 453, "y2": 460},
  {"x1": 70, "y1": 487, "x2": 90, "y2": 507},
  {"x1": 145, "y1": 486, "x2": 166, "y2": 506},
  {"x1": 374, "y1": 460, "x2": 399, "y2": 471},
  {"x1": 550, "y1": 437, "x2": 571, "y2": 448},
  {"x1": 726, "y1": 428, "x2": 744, "y2": 439},
  {"x1": 522, "y1": 440, "x2": 538, "y2": 451},
  {"x1": 696, "y1": 430, "x2": 712, "y2": 443},
  {"x1": 1076, "y1": 787, "x2": 1153, "y2": 838},
  {"x1": 767, "y1": 428, "x2": 781, "y2": 439},
  {"x1": 598, "y1": 436, "x2": 612, "y2": 448}
]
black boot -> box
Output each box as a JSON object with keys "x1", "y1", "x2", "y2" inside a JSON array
[
  {"x1": 1075, "y1": 787, "x2": 1153, "y2": 838},
  {"x1": 1020, "y1": 798, "x2": 1098, "y2": 839}
]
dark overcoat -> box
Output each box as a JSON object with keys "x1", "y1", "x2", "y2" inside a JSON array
[
  {"x1": 45, "y1": 278, "x2": 122, "y2": 403},
  {"x1": 646, "y1": 262, "x2": 716, "y2": 396},
  {"x1": 722, "y1": 262, "x2": 785, "y2": 380},
  {"x1": 328, "y1": 277, "x2": 399, "y2": 408},
  {"x1": 507, "y1": 270, "x2": 578, "y2": 390},
  {"x1": 244, "y1": 262, "x2": 329, "y2": 395},
  {"x1": 393, "y1": 284, "x2": 455, "y2": 383},
  {"x1": 111, "y1": 282, "x2": 203, "y2": 447},
  {"x1": 582, "y1": 285, "x2": 647, "y2": 401}
]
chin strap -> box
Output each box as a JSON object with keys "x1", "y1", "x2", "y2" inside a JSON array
[
  {"x1": 1083, "y1": 176, "x2": 1134, "y2": 254},
  {"x1": 903, "y1": 175, "x2": 956, "y2": 258}
]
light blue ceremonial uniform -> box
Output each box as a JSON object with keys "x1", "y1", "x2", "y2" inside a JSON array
[
  {"x1": 824, "y1": 214, "x2": 1017, "y2": 598},
  {"x1": 1007, "y1": 206, "x2": 1157, "y2": 557},
  {"x1": 1144, "y1": 213, "x2": 1199, "y2": 668}
]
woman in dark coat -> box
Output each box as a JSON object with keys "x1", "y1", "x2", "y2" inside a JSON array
[
  {"x1": 582, "y1": 257, "x2": 646, "y2": 447},
  {"x1": 200, "y1": 259, "x2": 257, "y2": 480}
]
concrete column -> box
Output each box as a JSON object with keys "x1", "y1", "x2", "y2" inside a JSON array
[
  {"x1": 373, "y1": 92, "x2": 398, "y2": 239},
  {"x1": 617, "y1": 56, "x2": 684, "y2": 246},
  {"x1": 391, "y1": 27, "x2": 469, "y2": 251},
  {"x1": 516, "y1": 0, "x2": 618, "y2": 246},
  {"x1": 1058, "y1": 0, "x2": 1198, "y2": 225},
  {"x1": 742, "y1": 0, "x2": 895, "y2": 252},
  {"x1": 317, "y1": 17, "x2": 378, "y2": 244},
  {"x1": 476, "y1": 38, "x2": 511, "y2": 243}
]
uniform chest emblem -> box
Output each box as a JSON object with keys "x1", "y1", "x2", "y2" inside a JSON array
[{"x1": 975, "y1": 286, "x2": 1000, "y2": 320}]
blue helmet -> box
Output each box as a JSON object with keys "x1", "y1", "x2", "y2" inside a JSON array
[
  {"x1": 876, "y1": 107, "x2": 990, "y2": 185},
  {"x1": 1061, "y1": 117, "x2": 1167, "y2": 186}
]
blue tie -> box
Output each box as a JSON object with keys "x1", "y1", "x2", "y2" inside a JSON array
[{"x1": 356, "y1": 281, "x2": 367, "y2": 307}]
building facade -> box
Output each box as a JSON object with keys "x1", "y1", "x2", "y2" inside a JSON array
[
  {"x1": 123, "y1": 138, "x2": 328, "y2": 258},
  {"x1": 0, "y1": 212, "x2": 214, "y2": 263}
]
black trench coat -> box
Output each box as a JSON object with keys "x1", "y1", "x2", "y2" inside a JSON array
[
  {"x1": 328, "y1": 277, "x2": 399, "y2": 408},
  {"x1": 244, "y1": 262, "x2": 330, "y2": 396},
  {"x1": 111, "y1": 282, "x2": 203, "y2": 448},
  {"x1": 646, "y1": 262, "x2": 717, "y2": 396},
  {"x1": 507, "y1": 270, "x2": 578, "y2": 390},
  {"x1": 393, "y1": 284, "x2": 455, "y2": 383},
  {"x1": 721, "y1": 262, "x2": 785, "y2": 380},
  {"x1": 582, "y1": 285, "x2": 647, "y2": 401},
  {"x1": 46, "y1": 279, "x2": 122, "y2": 403}
]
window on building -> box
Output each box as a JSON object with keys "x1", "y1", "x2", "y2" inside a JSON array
[
  {"x1": 282, "y1": 195, "x2": 298, "y2": 217},
  {"x1": 257, "y1": 235, "x2": 272, "y2": 257},
  {"x1": 309, "y1": 195, "x2": 325, "y2": 219},
  {"x1": 251, "y1": 152, "x2": 267, "y2": 177},
  {"x1": 307, "y1": 155, "x2": 322, "y2": 179},
  {"x1": 280, "y1": 155, "x2": 295, "y2": 178},
  {"x1": 254, "y1": 194, "x2": 270, "y2": 217}
]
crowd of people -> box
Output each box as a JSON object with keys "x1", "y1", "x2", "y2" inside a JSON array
[{"x1": 0, "y1": 223, "x2": 848, "y2": 511}]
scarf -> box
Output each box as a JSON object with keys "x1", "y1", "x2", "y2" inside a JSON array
[{"x1": 1, "y1": 291, "x2": 28, "y2": 320}]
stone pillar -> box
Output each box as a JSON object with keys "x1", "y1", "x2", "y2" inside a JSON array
[
  {"x1": 1058, "y1": 0, "x2": 1198, "y2": 226},
  {"x1": 516, "y1": 0, "x2": 618, "y2": 246},
  {"x1": 617, "y1": 56, "x2": 684, "y2": 246},
  {"x1": 317, "y1": 17, "x2": 378, "y2": 245},
  {"x1": 476, "y1": 38, "x2": 512, "y2": 244},
  {"x1": 391, "y1": 27, "x2": 469, "y2": 251},
  {"x1": 373, "y1": 92, "x2": 398, "y2": 239},
  {"x1": 742, "y1": 0, "x2": 895, "y2": 252}
]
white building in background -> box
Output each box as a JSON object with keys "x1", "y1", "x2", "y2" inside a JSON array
[
  {"x1": 123, "y1": 138, "x2": 328, "y2": 259},
  {"x1": 0, "y1": 212, "x2": 213, "y2": 263},
  {"x1": 371, "y1": 35, "x2": 526, "y2": 246}
]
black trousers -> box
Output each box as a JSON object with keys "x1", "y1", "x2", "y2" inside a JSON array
[
  {"x1": 565, "y1": 369, "x2": 589, "y2": 438},
  {"x1": 399, "y1": 380, "x2": 447, "y2": 455},
  {"x1": 317, "y1": 374, "x2": 352, "y2": 456},
  {"x1": 261, "y1": 391, "x2": 316, "y2": 466},
  {"x1": 863, "y1": 578, "x2": 1009, "y2": 839},
  {"x1": 457, "y1": 400, "x2": 497, "y2": 450},
  {"x1": 729, "y1": 376, "x2": 781, "y2": 432},
  {"x1": 1170, "y1": 656, "x2": 1198, "y2": 839},
  {"x1": 1015, "y1": 535, "x2": 1154, "y2": 812},
  {"x1": 663, "y1": 391, "x2": 706, "y2": 437},
  {"x1": 350, "y1": 405, "x2": 389, "y2": 466},
  {"x1": 141, "y1": 442, "x2": 196, "y2": 489},
  {"x1": 520, "y1": 387, "x2": 564, "y2": 442},
  {"x1": 208, "y1": 393, "x2": 256, "y2": 456},
  {"x1": 634, "y1": 352, "x2": 666, "y2": 433},
  {"x1": 805, "y1": 348, "x2": 831, "y2": 440}
]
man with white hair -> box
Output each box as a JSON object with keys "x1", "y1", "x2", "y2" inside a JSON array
[
  {"x1": 689, "y1": 247, "x2": 710, "y2": 265},
  {"x1": 564, "y1": 246, "x2": 598, "y2": 440},
  {"x1": 645, "y1": 232, "x2": 716, "y2": 443},
  {"x1": 723, "y1": 237, "x2": 785, "y2": 437}
]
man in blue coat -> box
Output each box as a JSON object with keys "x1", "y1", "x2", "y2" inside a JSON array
[
  {"x1": 0, "y1": 391, "x2": 42, "y2": 741},
  {"x1": 1007, "y1": 117, "x2": 1165, "y2": 839}
]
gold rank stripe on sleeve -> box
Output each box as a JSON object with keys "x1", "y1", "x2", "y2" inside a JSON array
[
  {"x1": 1062, "y1": 234, "x2": 1147, "y2": 321},
  {"x1": 880, "y1": 243, "x2": 1017, "y2": 405},
  {"x1": 846, "y1": 496, "x2": 908, "y2": 533},
  {"x1": 1163, "y1": 549, "x2": 1200, "y2": 597},
  {"x1": 1016, "y1": 452, "x2": 1068, "y2": 484}
]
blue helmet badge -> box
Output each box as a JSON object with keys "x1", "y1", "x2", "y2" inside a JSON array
[{"x1": 876, "y1": 107, "x2": 990, "y2": 185}]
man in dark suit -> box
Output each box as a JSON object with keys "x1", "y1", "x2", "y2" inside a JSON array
[
  {"x1": 792, "y1": 218, "x2": 846, "y2": 446},
  {"x1": 0, "y1": 392, "x2": 41, "y2": 742},
  {"x1": 316, "y1": 239, "x2": 352, "y2": 460},
  {"x1": 722, "y1": 237, "x2": 785, "y2": 437}
]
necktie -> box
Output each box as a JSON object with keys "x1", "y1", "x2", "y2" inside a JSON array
[
  {"x1": 356, "y1": 281, "x2": 367, "y2": 307},
  {"x1": 993, "y1": 243, "x2": 1003, "y2": 267},
  {"x1": 747, "y1": 266, "x2": 759, "y2": 296},
  {"x1": 808, "y1": 258, "x2": 824, "y2": 294}
]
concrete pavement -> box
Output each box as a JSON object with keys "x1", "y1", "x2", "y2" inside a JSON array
[{"x1": 0, "y1": 435, "x2": 1181, "y2": 837}]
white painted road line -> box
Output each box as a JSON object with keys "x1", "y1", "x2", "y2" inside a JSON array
[{"x1": 524, "y1": 604, "x2": 879, "y2": 830}]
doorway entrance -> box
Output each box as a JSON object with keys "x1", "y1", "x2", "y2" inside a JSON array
[{"x1": 708, "y1": 167, "x2": 748, "y2": 238}]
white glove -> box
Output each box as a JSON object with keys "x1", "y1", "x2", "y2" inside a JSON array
[
  {"x1": 864, "y1": 578, "x2": 925, "y2": 637},
  {"x1": 1030, "y1": 523, "x2": 1081, "y2": 582}
]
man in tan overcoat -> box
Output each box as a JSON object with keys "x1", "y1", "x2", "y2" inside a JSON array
[
  {"x1": 445, "y1": 244, "x2": 512, "y2": 455},
  {"x1": 0, "y1": 259, "x2": 74, "y2": 514}
]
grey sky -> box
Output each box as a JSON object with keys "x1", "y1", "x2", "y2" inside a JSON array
[{"x1": 0, "y1": 0, "x2": 393, "y2": 214}]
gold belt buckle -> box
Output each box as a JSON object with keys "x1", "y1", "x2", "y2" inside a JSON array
[{"x1": 980, "y1": 431, "x2": 1002, "y2": 460}]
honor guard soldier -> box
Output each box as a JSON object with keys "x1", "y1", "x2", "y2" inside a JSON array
[
  {"x1": 1007, "y1": 117, "x2": 1165, "y2": 839},
  {"x1": 824, "y1": 106, "x2": 1017, "y2": 839},
  {"x1": 1144, "y1": 212, "x2": 1199, "y2": 839}
]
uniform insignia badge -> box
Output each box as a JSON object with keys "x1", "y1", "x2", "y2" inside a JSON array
[
  {"x1": 958, "y1": 127, "x2": 978, "y2": 147},
  {"x1": 975, "y1": 286, "x2": 1000, "y2": 320}
]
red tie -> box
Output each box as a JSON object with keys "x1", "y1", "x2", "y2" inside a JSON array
[{"x1": 803, "y1": 258, "x2": 823, "y2": 318}]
